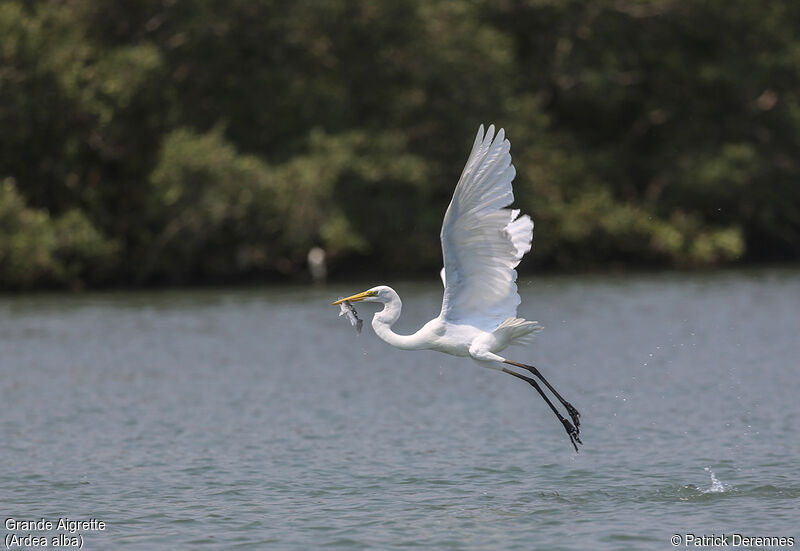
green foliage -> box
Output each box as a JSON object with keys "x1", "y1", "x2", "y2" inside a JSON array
[
  {"x1": 0, "y1": 179, "x2": 117, "y2": 289},
  {"x1": 1, "y1": 0, "x2": 798, "y2": 288},
  {"x1": 140, "y1": 126, "x2": 427, "y2": 282}
]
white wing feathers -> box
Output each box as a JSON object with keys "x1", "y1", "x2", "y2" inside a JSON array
[{"x1": 439, "y1": 124, "x2": 534, "y2": 331}]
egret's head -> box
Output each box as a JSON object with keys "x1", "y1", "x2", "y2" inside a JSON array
[{"x1": 332, "y1": 286, "x2": 390, "y2": 305}]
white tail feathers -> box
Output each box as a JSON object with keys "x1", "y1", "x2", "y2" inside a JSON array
[{"x1": 494, "y1": 317, "x2": 543, "y2": 346}]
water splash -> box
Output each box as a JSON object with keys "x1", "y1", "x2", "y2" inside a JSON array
[{"x1": 703, "y1": 467, "x2": 727, "y2": 493}]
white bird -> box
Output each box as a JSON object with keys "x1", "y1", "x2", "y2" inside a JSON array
[{"x1": 333, "y1": 124, "x2": 582, "y2": 451}]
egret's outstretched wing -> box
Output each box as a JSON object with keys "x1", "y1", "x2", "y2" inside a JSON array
[{"x1": 439, "y1": 124, "x2": 533, "y2": 331}]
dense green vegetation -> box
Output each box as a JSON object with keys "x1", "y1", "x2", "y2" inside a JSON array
[{"x1": 2, "y1": 0, "x2": 799, "y2": 289}]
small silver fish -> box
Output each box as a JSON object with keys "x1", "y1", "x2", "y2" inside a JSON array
[{"x1": 338, "y1": 299, "x2": 363, "y2": 335}]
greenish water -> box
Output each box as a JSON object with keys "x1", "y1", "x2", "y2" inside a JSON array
[{"x1": 2, "y1": 269, "x2": 798, "y2": 549}]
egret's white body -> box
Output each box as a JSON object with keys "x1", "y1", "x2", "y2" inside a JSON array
[
  {"x1": 367, "y1": 286, "x2": 539, "y2": 365},
  {"x1": 335, "y1": 124, "x2": 582, "y2": 450}
]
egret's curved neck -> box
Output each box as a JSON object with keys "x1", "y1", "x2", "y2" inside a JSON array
[{"x1": 372, "y1": 289, "x2": 427, "y2": 351}]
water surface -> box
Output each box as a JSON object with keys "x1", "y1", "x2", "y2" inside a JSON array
[{"x1": 2, "y1": 269, "x2": 799, "y2": 549}]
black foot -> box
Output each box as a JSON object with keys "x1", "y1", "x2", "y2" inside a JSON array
[
  {"x1": 564, "y1": 402, "x2": 581, "y2": 434},
  {"x1": 562, "y1": 418, "x2": 583, "y2": 453}
]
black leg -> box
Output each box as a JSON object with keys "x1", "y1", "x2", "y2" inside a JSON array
[
  {"x1": 504, "y1": 360, "x2": 581, "y2": 432},
  {"x1": 502, "y1": 368, "x2": 582, "y2": 452}
]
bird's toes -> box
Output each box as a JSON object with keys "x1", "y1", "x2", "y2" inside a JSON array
[
  {"x1": 561, "y1": 418, "x2": 582, "y2": 452},
  {"x1": 565, "y1": 403, "x2": 581, "y2": 431}
]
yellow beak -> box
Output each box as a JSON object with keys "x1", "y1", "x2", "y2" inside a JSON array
[{"x1": 332, "y1": 290, "x2": 374, "y2": 305}]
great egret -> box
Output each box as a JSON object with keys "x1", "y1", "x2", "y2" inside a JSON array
[{"x1": 334, "y1": 124, "x2": 582, "y2": 451}]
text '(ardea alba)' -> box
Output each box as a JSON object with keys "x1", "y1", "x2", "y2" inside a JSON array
[{"x1": 334, "y1": 125, "x2": 582, "y2": 451}]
